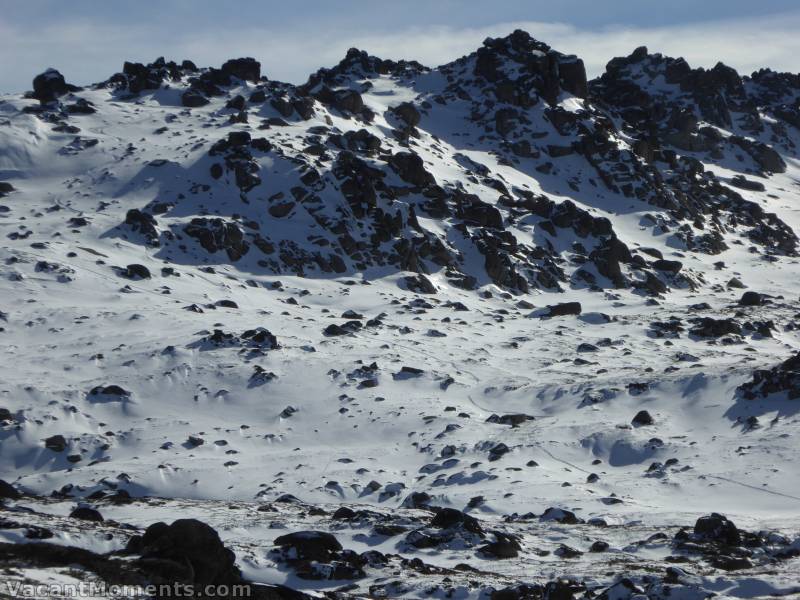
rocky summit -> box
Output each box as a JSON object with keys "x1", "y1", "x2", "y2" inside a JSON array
[{"x1": 1, "y1": 30, "x2": 799, "y2": 599}]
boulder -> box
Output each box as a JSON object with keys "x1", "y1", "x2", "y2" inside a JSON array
[
  {"x1": 388, "y1": 151, "x2": 435, "y2": 187},
  {"x1": 739, "y1": 291, "x2": 765, "y2": 306},
  {"x1": 221, "y1": 58, "x2": 261, "y2": 82},
  {"x1": 124, "y1": 264, "x2": 151, "y2": 280},
  {"x1": 546, "y1": 302, "x2": 582, "y2": 317},
  {"x1": 392, "y1": 102, "x2": 421, "y2": 127},
  {"x1": 44, "y1": 435, "x2": 67, "y2": 452},
  {"x1": 693, "y1": 513, "x2": 741, "y2": 545},
  {"x1": 739, "y1": 351, "x2": 800, "y2": 400},
  {"x1": 70, "y1": 507, "x2": 103, "y2": 522},
  {"x1": 430, "y1": 508, "x2": 483, "y2": 534},
  {"x1": 631, "y1": 410, "x2": 654, "y2": 426},
  {"x1": 181, "y1": 89, "x2": 209, "y2": 108},
  {"x1": 540, "y1": 507, "x2": 582, "y2": 524},
  {"x1": 273, "y1": 530, "x2": 343, "y2": 561},
  {"x1": 32, "y1": 68, "x2": 75, "y2": 103},
  {"x1": 133, "y1": 519, "x2": 243, "y2": 585},
  {"x1": 689, "y1": 317, "x2": 741, "y2": 338}
]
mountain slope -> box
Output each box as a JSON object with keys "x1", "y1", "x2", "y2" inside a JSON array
[{"x1": 1, "y1": 30, "x2": 799, "y2": 598}]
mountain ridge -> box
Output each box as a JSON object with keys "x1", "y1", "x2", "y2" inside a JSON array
[{"x1": 1, "y1": 28, "x2": 800, "y2": 598}]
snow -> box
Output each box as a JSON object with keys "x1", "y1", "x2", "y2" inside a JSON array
[{"x1": 1, "y1": 43, "x2": 800, "y2": 597}]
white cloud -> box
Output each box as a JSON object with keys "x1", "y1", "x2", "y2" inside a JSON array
[{"x1": 1, "y1": 11, "x2": 798, "y2": 93}]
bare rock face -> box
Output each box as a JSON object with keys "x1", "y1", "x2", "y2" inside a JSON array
[
  {"x1": 184, "y1": 218, "x2": 249, "y2": 261},
  {"x1": 739, "y1": 352, "x2": 800, "y2": 400},
  {"x1": 32, "y1": 69, "x2": 77, "y2": 103},
  {"x1": 220, "y1": 57, "x2": 261, "y2": 83}
]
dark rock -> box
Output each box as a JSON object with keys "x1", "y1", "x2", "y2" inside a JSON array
[
  {"x1": 430, "y1": 508, "x2": 483, "y2": 534},
  {"x1": 546, "y1": 302, "x2": 581, "y2": 317},
  {"x1": 184, "y1": 218, "x2": 249, "y2": 261},
  {"x1": 332, "y1": 89, "x2": 363, "y2": 113},
  {"x1": 388, "y1": 152, "x2": 434, "y2": 187},
  {"x1": 729, "y1": 175, "x2": 765, "y2": 192},
  {"x1": 689, "y1": 317, "x2": 741, "y2": 338},
  {"x1": 392, "y1": 102, "x2": 421, "y2": 127},
  {"x1": 554, "y1": 543, "x2": 582, "y2": 558},
  {"x1": 486, "y1": 414, "x2": 535, "y2": 427},
  {"x1": 631, "y1": 410, "x2": 654, "y2": 426},
  {"x1": 268, "y1": 201, "x2": 296, "y2": 218},
  {"x1": 540, "y1": 507, "x2": 582, "y2": 524},
  {"x1": 44, "y1": 435, "x2": 67, "y2": 452},
  {"x1": 124, "y1": 209, "x2": 158, "y2": 243},
  {"x1": 0, "y1": 480, "x2": 21, "y2": 500},
  {"x1": 181, "y1": 89, "x2": 209, "y2": 107},
  {"x1": 591, "y1": 238, "x2": 632, "y2": 287},
  {"x1": 739, "y1": 291, "x2": 765, "y2": 306},
  {"x1": 693, "y1": 513, "x2": 741, "y2": 545},
  {"x1": 401, "y1": 491, "x2": 432, "y2": 509},
  {"x1": 89, "y1": 385, "x2": 131, "y2": 399},
  {"x1": 488, "y1": 443, "x2": 511, "y2": 461},
  {"x1": 739, "y1": 351, "x2": 800, "y2": 400},
  {"x1": 225, "y1": 95, "x2": 246, "y2": 111},
  {"x1": 652, "y1": 259, "x2": 683, "y2": 273},
  {"x1": 32, "y1": 69, "x2": 75, "y2": 103},
  {"x1": 135, "y1": 519, "x2": 243, "y2": 585},
  {"x1": 404, "y1": 274, "x2": 436, "y2": 294},
  {"x1": 589, "y1": 540, "x2": 609, "y2": 552},
  {"x1": 70, "y1": 507, "x2": 103, "y2": 522},
  {"x1": 221, "y1": 58, "x2": 261, "y2": 82},
  {"x1": 124, "y1": 264, "x2": 151, "y2": 280},
  {"x1": 274, "y1": 530, "x2": 343, "y2": 562},
  {"x1": 479, "y1": 533, "x2": 520, "y2": 559},
  {"x1": 332, "y1": 507, "x2": 356, "y2": 520}
]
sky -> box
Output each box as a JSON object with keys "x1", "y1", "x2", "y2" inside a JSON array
[{"x1": 1, "y1": 1, "x2": 799, "y2": 93}]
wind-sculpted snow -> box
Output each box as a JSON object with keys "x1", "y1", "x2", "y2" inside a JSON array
[{"x1": 1, "y1": 29, "x2": 799, "y2": 598}]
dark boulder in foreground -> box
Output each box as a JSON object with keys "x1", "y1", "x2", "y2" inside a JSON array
[{"x1": 128, "y1": 519, "x2": 242, "y2": 585}]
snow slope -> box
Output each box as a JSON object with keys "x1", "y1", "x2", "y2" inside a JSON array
[{"x1": 1, "y1": 31, "x2": 799, "y2": 598}]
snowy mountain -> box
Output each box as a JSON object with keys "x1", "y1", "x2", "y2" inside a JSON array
[{"x1": 1, "y1": 30, "x2": 800, "y2": 598}]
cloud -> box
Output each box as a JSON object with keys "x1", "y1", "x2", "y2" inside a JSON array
[{"x1": 1, "y1": 11, "x2": 798, "y2": 93}]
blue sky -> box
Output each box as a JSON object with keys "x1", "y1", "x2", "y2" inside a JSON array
[{"x1": 2, "y1": 1, "x2": 799, "y2": 93}]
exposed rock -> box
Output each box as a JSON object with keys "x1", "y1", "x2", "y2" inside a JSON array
[
  {"x1": 221, "y1": 58, "x2": 261, "y2": 82},
  {"x1": 0, "y1": 480, "x2": 21, "y2": 500},
  {"x1": 130, "y1": 519, "x2": 243, "y2": 585},
  {"x1": 273, "y1": 531, "x2": 343, "y2": 561},
  {"x1": 546, "y1": 302, "x2": 581, "y2": 317},
  {"x1": 70, "y1": 507, "x2": 103, "y2": 522},
  {"x1": 44, "y1": 435, "x2": 67, "y2": 452},
  {"x1": 32, "y1": 69, "x2": 76, "y2": 103},
  {"x1": 693, "y1": 513, "x2": 741, "y2": 545},
  {"x1": 631, "y1": 410, "x2": 654, "y2": 426},
  {"x1": 739, "y1": 352, "x2": 800, "y2": 400}
]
